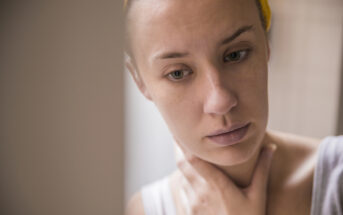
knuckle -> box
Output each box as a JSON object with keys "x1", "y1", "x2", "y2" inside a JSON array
[
  {"x1": 190, "y1": 207, "x2": 198, "y2": 214},
  {"x1": 189, "y1": 190, "x2": 210, "y2": 214},
  {"x1": 201, "y1": 184, "x2": 213, "y2": 193},
  {"x1": 198, "y1": 196, "x2": 208, "y2": 205},
  {"x1": 212, "y1": 176, "x2": 227, "y2": 190},
  {"x1": 190, "y1": 203, "x2": 201, "y2": 215},
  {"x1": 195, "y1": 190, "x2": 209, "y2": 204},
  {"x1": 187, "y1": 155, "x2": 198, "y2": 165},
  {"x1": 176, "y1": 159, "x2": 186, "y2": 169},
  {"x1": 207, "y1": 181, "x2": 218, "y2": 191}
]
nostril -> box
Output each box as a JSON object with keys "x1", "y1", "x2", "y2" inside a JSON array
[{"x1": 203, "y1": 87, "x2": 238, "y2": 115}]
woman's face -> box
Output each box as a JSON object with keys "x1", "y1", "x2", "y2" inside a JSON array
[{"x1": 127, "y1": 0, "x2": 270, "y2": 166}]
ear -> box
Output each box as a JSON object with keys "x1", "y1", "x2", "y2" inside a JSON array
[{"x1": 125, "y1": 53, "x2": 153, "y2": 101}]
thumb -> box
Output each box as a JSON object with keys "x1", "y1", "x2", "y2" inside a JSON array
[{"x1": 249, "y1": 143, "x2": 277, "y2": 198}]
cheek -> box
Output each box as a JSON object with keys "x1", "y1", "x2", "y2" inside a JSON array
[
  {"x1": 155, "y1": 97, "x2": 202, "y2": 131},
  {"x1": 147, "y1": 78, "x2": 202, "y2": 124},
  {"x1": 233, "y1": 59, "x2": 268, "y2": 120},
  {"x1": 245, "y1": 71, "x2": 268, "y2": 122},
  {"x1": 152, "y1": 89, "x2": 204, "y2": 146}
]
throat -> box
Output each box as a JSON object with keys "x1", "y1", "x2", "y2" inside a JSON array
[{"x1": 217, "y1": 145, "x2": 262, "y2": 188}]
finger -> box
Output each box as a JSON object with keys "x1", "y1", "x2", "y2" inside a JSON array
[
  {"x1": 174, "y1": 141, "x2": 186, "y2": 165},
  {"x1": 249, "y1": 143, "x2": 277, "y2": 198},
  {"x1": 178, "y1": 145, "x2": 241, "y2": 196},
  {"x1": 181, "y1": 178, "x2": 210, "y2": 215},
  {"x1": 177, "y1": 152, "x2": 207, "y2": 189},
  {"x1": 177, "y1": 144, "x2": 215, "y2": 185},
  {"x1": 176, "y1": 141, "x2": 208, "y2": 189},
  {"x1": 180, "y1": 187, "x2": 191, "y2": 215},
  {"x1": 180, "y1": 176, "x2": 196, "y2": 215}
]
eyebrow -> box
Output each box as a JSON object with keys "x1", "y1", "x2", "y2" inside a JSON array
[
  {"x1": 220, "y1": 25, "x2": 253, "y2": 45},
  {"x1": 157, "y1": 52, "x2": 189, "y2": 60},
  {"x1": 153, "y1": 25, "x2": 254, "y2": 61},
  {"x1": 153, "y1": 51, "x2": 189, "y2": 61},
  {"x1": 220, "y1": 25, "x2": 254, "y2": 46}
]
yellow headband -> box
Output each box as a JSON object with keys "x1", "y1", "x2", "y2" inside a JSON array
[
  {"x1": 124, "y1": 0, "x2": 271, "y2": 31},
  {"x1": 259, "y1": 0, "x2": 271, "y2": 31},
  {"x1": 123, "y1": 0, "x2": 129, "y2": 11}
]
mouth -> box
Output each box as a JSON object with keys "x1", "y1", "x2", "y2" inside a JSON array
[{"x1": 206, "y1": 122, "x2": 251, "y2": 146}]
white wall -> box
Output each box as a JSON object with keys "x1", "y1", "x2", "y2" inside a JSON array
[
  {"x1": 268, "y1": 0, "x2": 343, "y2": 137},
  {"x1": 124, "y1": 73, "x2": 176, "y2": 201}
]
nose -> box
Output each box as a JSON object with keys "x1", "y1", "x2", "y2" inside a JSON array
[{"x1": 202, "y1": 68, "x2": 238, "y2": 116}]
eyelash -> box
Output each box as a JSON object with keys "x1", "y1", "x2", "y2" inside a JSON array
[
  {"x1": 165, "y1": 49, "x2": 251, "y2": 82},
  {"x1": 223, "y1": 49, "x2": 251, "y2": 63},
  {"x1": 166, "y1": 69, "x2": 193, "y2": 82}
]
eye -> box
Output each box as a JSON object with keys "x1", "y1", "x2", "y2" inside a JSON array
[
  {"x1": 223, "y1": 50, "x2": 249, "y2": 63},
  {"x1": 167, "y1": 69, "x2": 192, "y2": 81}
]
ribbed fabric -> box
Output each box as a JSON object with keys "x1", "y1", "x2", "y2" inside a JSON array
[
  {"x1": 311, "y1": 136, "x2": 343, "y2": 215},
  {"x1": 141, "y1": 176, "x2": 176, "y2": 215}
]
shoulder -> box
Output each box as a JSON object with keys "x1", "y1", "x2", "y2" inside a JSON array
[
  {"x1": 266, "y1": 130, "x2": 321, "y2": 189},
  {"x1": 266, "y1": 130, "x2": 322, "y2": 214},
  {"x1": 125, "y1": 191, "x2": 145, "y2": 215},
  {"x1": 266, "y1": 130, "x2": 321, "y2": 169},
  {"x1": 267, "y1": 129, "x2": 321, "y2": 161}
]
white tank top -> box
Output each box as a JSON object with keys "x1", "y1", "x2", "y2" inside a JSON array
[
  {"x1": 141, "y1": 176, "x2": 176, "y2": 215},
  {"x1": 141, "y1": 136, "x2": 343, "y2": 215}
]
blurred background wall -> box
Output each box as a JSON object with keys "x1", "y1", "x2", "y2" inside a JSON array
[
  {"x1": 337, "y1": 31, "x2": 343, "y2": 135},
  {"x1": 125, "y1": 0, "x2": 343, "y2": 202},
  {"x1": 268, "y1": 0, "x2": 343, "y2": 137},
  {"x1": 0, "y1": 1, "x2": 124, "y2": 215}
]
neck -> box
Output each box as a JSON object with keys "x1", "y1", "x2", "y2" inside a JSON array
[{"x1": 217, "y1": 132, "x2": 271, "y2": 188}]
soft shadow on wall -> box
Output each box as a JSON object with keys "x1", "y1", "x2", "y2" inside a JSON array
[{"x1": 337, "y1": 30, "x2": 343, "y2": 135}]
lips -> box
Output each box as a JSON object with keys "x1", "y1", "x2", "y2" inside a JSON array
[{"x1": 207, "y1": 123, "x2": 251, "y2": 146}]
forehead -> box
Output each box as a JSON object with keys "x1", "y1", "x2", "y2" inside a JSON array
[
  {"x1": 129, "y1": 0, "x2": 258, "y2": 25},
  {"x1": 128, "y1": 0, "x2": 261, "y2": 63}
]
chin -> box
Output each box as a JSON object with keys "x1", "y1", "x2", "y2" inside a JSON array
[
  {"x1": 203, "y1": 130, "x2": 265, "y2": 166},
  {"x1": 207, "y1": 148, "x2": 255, "y2": 166}
]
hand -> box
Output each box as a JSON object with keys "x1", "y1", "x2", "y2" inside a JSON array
[{"x1": 174, "y1": 143, "x2": 277, "y2": 215}]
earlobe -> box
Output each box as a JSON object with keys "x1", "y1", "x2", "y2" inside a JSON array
[{"x1": 124, "y1": 54, "x2": 153, "y2": 101}]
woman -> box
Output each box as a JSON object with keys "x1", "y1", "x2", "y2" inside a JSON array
[{"x1": 124, "y1": 0, "x2": 343, "y2": 214}]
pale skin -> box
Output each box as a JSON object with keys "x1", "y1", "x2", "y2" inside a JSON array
[{"x1": 125, "y1": 0, "x2": 321, "y2": 214}]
